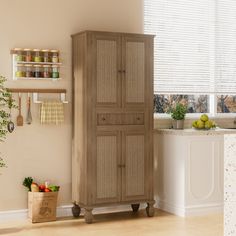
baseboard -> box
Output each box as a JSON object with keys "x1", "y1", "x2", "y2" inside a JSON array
[
  {"x1": 0, "y1": 204, "x2": 146, "y2": 223},
  {"x1": 155, "y1": 200, "x2": 185, "y2": 217},
  {"x1": 156, "y1": 199, "x2": 223, "y2": 217}
]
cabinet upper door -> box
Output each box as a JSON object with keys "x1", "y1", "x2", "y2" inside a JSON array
[
  {"x1": 92, "y1": 34, "x2": 122, "y2": 108},
  {"x1": 122, "y1": 36, "x2": 153, "y2": 108}
]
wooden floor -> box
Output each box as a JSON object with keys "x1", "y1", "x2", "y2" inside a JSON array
[{"x1": 0, "y1": 209, "x2": 223, "y2": 236}]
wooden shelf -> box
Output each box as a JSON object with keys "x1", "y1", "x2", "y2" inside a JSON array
[
  {"x1": 15, "y1": 77, "x2": 62, "y2": 81},
  {"x1": 15, "y1": 61, "x2": 62, "y2": 66},
  {"x1": 7, "y1": 88, "x2": 66, "y2": 94}
]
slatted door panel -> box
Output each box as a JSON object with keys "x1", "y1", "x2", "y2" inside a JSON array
[
  {"x1": 122, "y1": 131, "x2": 149, "y2": 201},
  {"x1": 95, "y1": 35, "x2": 121, "y2": 107},
  {"x1": 122, "y1": 37, "x2": 147, "y2": 107},
  {"x1": 94, "y1": 131, "x2": 121, "y2": 204}
]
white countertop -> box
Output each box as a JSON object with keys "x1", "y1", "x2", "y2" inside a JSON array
[{"x1": 155, "y1": 128, "x2": 236, "y2": 136}]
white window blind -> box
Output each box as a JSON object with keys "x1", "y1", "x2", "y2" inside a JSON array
[
  {"x1": 144, "y1": 0, "x2": 215, "y2": 94},
  {"x1": 216, "y1": 0, "x2": 236, "y2": 94}
]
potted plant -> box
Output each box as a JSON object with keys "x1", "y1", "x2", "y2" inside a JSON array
[
  {"x1": 0, "y1": 75, "x2": 16, "y2": 169},
  {"x1": 168, "y1": 102, "x2": 187, "y2": 129}
]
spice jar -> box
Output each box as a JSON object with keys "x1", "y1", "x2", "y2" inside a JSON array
[
  {"x1": 25, "y1": 65, "x2": 33, "y2": 78},
  {"x1": 52, "y1": 65, "x2": 59, "y2": 79},
  {"x1": 24, "y1": 49, "x2": 32, "y2": 62},
  {"x1": 43, "y1": 65, "x2": 51, "y2": 78},
  {"x1": 34, "y1": 65, "x2": 42, "y2": 78},
  {"x1": 33, "y1": 49, "x2": 42, "y2": 62},
  {"x1": 15, "y1": 64, "x2": 25, "y2": 78},
  {"x1": 51, "y1": 50, "x2": 59, "y2": 63},
  {"x1": 42, "y1": 49, "x2": 50, "y2": 62},
  {"x1": 14, "y1": 48, "x2": 24, "y2": 62}
]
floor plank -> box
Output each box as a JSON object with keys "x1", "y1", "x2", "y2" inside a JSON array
[{"x1": 0, "y1": 209, "x2": 223, "y2": 236}]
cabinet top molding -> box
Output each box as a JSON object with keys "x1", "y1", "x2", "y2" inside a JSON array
[{"x1": 71, "y1": 30, "x2": 155, "y2": 38}]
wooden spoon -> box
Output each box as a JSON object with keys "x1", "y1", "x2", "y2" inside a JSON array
[
  {"x1": 17, "y1": 93, "x2": 23, "y2": 126},
  {"x1": 26, "y1": 93, "x2": 32, "y2": 124}
]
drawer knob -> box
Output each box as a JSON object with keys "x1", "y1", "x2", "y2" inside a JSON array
[
  {"x1": 102, "y1": 117, "x2": 106, "y2": 121},
  {"x1": 137, "y1": 117, "x2": 140, "y2": 121}
]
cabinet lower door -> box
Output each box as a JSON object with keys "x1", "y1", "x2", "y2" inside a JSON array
[
  {"x1": 122, "y1": 131, "x2": 150, "y2": 201},
  {"x1": 93, "y1": 131, "x2": 121, "y2": 204}
]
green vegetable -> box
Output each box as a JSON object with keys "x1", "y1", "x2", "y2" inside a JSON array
[
  {"x1": 23, "y1": 177, "x2": 33, "y2": 191},
  {"x1": 48, "y1": 185, "x2": 60, "y2": 192}
]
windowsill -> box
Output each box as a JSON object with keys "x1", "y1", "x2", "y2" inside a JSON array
[
  {"x1": 154, "y1": 114, "x2": 236, "y2": 129},
  {"x1": 154, "y1": 113, "x2": 236, "y2": 120}
]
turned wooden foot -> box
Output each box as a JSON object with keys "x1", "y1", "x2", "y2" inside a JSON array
[
  {"x1": 131, "y1": 204, "x2": 140, "y2": 212},
  {"x1": 146, "y1": 202, "x2": 155, "y2": 217},
  {"x1": 72, "y1": 203, "x2": 81, "y2": 218},
  {"x1": 84, "y1": 208, "x2": 93, "y2": 224}
]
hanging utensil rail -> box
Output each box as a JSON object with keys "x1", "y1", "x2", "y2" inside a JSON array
[{"x1": 7, "y1": 88, "x2": 68, "y2": 104}]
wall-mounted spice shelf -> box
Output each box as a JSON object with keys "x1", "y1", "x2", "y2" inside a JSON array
[
  {"x1": 15, "y1": 61, "x2": 62, "y2": 66},
  {"x1": 15, "y1": 77, "x2": 62, "y2": 81},
  {"x1": 11, "y1": 48, "x2": 62, "y2": 81}
]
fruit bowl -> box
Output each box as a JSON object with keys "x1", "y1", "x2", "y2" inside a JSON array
[
  {"x1": 192, "y1": 127, "x2": 216, "y2": 131},
  {"x1": 192, "y1": 114, "x2": 216, "y2": 130}
]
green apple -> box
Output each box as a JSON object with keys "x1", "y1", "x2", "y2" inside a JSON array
[
  {"x1": 197, "y1": 120, "x2": 205, "y2": 129},
  {"x1": 192, "y1": 120, "x2": 198, "y2": 128},
  {"x1": 205, "y1": 120, "x2": 213, "y2": 129},
  {"x1": 200, "y1": 114, "x2": 209, "y2": 122}
]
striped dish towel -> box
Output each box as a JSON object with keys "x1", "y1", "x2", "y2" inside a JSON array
[{"x1": 40, "y1": 101, "x2": 64, "y2": 125}]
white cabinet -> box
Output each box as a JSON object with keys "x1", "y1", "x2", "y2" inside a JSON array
[
  {"x1": 155, "y1": 130, "x2": 224, "y2": 216},
  {"x1": 224, "y1": 134, "x2": 236, "y2": 236}
]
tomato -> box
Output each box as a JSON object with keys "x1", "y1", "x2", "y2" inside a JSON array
[
  {"x1": 44, "y1": 188, "x2": 51, "y2": 192},
  {"x1": 39, "y1": 184, "x2": 46, "y2": 192}
]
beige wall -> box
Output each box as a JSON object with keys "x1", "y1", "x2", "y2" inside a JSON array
[{"x1": 0, "y1": 0, "x2": 144, "y2": 211}]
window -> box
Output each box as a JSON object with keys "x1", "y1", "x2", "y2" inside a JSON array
[
  {"x1": 144, "y1": 0, "x2": 236, "y2": 115},
  {"x1": 154, "y1": 95, "x2": 209, "y2": 113}
]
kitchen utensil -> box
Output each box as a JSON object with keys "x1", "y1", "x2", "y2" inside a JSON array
[
  {"x1": 7, "y1": 96, "x2": 15, "y2": 132},
  {"x1": 7, "y1": 115, "x2": 15, "y2": 133},
  {"x1": 17, "y1": 93, "x2": 23, "y2": 126},
  {"x1": 26, "y1": 93, "x2": 32, "y2": 124}
]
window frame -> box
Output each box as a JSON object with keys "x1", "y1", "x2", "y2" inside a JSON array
[{"x1": 145, "y1": 0, "x2": 236, "y2": 118}]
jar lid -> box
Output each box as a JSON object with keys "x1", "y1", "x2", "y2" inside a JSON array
[
  {"x1": 14, "y1": 48, "x2": 23, "y2": 51},
  {"x1": 33, "y1": 65, "x2": 42, "y2": 67},
  {"x1": 25, "y1": 64, "x2": 33, "y2": 67},
  {"x1": 33, "y1": 49, "x2": 40, "y2": 51},
  {"x1": 24, "y1": 48, "x2": 31, "y2": 51},
  {"x1": 50, "y1": 50, "x2": 59, "y2": 53},
  {"x1": 42, "y1": 49, "x2": 50, "y2": 52},
  {"x1": 43, "y1": 65, "x2": 51, "y2": 67},
  {"x1": 51, "y1": 65, "x2": 59, "y2": 67}
]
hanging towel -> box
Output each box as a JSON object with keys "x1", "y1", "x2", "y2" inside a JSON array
[{"x1": 40, "y1": 101, "x2": 64, "y2": 125}]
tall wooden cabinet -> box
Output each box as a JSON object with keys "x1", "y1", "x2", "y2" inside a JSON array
[{"x1": 72, "y1": 31, "x2": 154, "y2": 223}]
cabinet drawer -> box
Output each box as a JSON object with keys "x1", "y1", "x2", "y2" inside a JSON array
[
  {"x1": 97, "y1": 113, "x2": 121, "y2": 125},
  {"x1": 122, "y1": 113, "x2": 144, "y2": 125},
  {"x1": 97, "y1": 113, "x2": 144, "y2": 125}
]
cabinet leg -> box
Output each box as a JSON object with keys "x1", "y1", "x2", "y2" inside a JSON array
[
  {"x1": 72, "y1": 202, "x2": 81, "y2": 218},
  {"x1": 131, "y1": 204, "x2": 140, "y2": 212},
  {"x1": 84, "y1": 208, "x2": 93, "y2": 224},
  {"x1": 146, "y1": 202, "x2": 155, "y2": 217}
]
